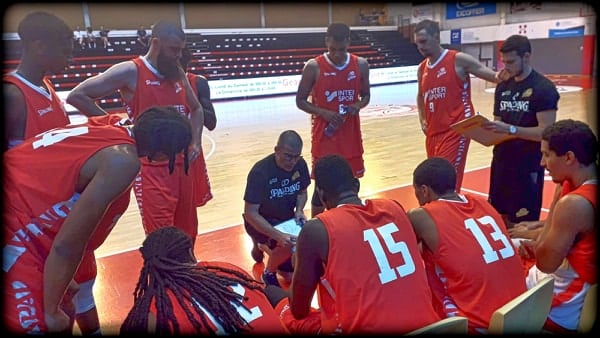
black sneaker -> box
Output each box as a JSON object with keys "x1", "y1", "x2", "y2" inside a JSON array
[
  {"x1": 251, "y1": 244, "x2": 264, "y2": 263},
  {"x1": 261, "y1": 270, "x2": 281, "y2": 287}
]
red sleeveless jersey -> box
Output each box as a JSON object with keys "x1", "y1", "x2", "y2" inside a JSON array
[
  {"x1": 560, "y1": 180, "x2": 597, "y2": 284},
  {"x1": 315, "y1": 199, "x2": 439, "y2": 334},
  {"x1": 4, "y1": 73, "x2": 70, "y2": 139},
  {"x1": 418, "y1": 49, "x2": 475, "y2": 137},
  {"x1": 420, "y1": 193, "x2": 527, "y2": 332},
  {"x1": 310, "y1": 53, "x2": 364, "y2": 160},
  {"x1": 3, "y1": 115, "x2": 135, "y2": 333},
  {"x1": 3, "y1": 115, "x2": 135, "y2": 261},
  {"x1": 125, "y1": 56, "x2": 190, "y2": 120}
]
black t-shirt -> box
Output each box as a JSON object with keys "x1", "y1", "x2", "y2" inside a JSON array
[
  {"x1": 492, "y1": 69, "x2": 559, "y2": 169},
  {"x1": 243, "y1": 153, "x2": 310, "y2": 225}
]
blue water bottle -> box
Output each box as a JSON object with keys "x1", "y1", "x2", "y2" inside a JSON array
[{"x1": 324, "y1": 104, "x2": 348, "y2": 137}]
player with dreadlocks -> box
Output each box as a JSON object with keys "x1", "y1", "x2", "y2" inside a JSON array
[
  {"x1": 3, "y1": 106, "x2": 192, "y2": 334},
  {"x1": 120, "y1": 226, "x2": 288, "y2": 334}
]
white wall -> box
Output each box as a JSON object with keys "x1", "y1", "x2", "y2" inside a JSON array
[
  {"x1": 385, "y1": 2, "x2": 588, "y2": 30},
  {"x1": 441, "y1": 16, "x2": 596, "y2": 45}
]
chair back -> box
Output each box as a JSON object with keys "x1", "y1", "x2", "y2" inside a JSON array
[
  {"x1": 406, "y1": 316, "x2": 468, "y2": 335},
  {"x1": 578, "y1": 283, "x2": 597, "y2": 333},
  {"x1": 488, "y1": 276, "x2": 554, "y2": 334}
]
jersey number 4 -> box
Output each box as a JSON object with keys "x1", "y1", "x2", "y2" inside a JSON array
[{"x1": 32, "y1": 127, "x2": 88, "y2": 149}]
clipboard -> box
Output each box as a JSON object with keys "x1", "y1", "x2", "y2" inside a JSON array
[
  {"x1": 450, "y1": 114, "x2": 516, "y2": 146},
  {"x1": 274, "y1": 218, "x2": 302, "y2": 237}
]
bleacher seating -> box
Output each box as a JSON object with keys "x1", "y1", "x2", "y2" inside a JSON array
[
  {"x1": 183, "y1": 30, "x2": 412, "y2": 80},
  {"x1": 3, "y1": 29, "x2": 421, "y2": 110}
]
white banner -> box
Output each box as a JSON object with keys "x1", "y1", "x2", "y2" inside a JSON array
[
  {"x1": 411, "y1": 4, "x2": 434, "y2": 24},
  {"x1": 209, "y1": 65, "x2": 419, "y2": 100},
  {"x1": 58, "y1": 66, "x2": 419, "y2": 111}
]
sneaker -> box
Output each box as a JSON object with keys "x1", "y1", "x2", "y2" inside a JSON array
[
  {"x1": 261, "y1": 270, "x2": 281, "y2": 288},
  {"x1": 251, "y1": 244, "x2": 264, "y2": 263}
]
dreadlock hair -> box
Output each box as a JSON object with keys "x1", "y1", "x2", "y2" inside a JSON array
[
  {"x1": 120, "y1": 226, "x2": 266, "y2": 335},
  {"x1": 132, "y1": 106, "x2": 192, "y2": 174}
]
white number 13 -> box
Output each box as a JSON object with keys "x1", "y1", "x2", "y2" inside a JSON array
[{"x1": 465, "y1": 216, "x2": 515, "y2": 264}]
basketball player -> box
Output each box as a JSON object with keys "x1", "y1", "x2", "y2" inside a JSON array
[
  {"x1": 518, "y1": 119, "x2": 597, "y2": 333},
  {"x1": 120, "y1": 226, "x2": 288, "y2": 334},
  {"x1": 265, "y1": 155, "x2": 440, "y2": 334},
  {"x1": 3, "y1": 106, "x2": 192, "y2": 334},
  {"x1": 4, "y1": 11, "x2": 72, "y2": 151},
  {"x1": 408, "y1": 157, "x2": 526, "y2": 333},
  {"x1": 296, "y1": 22, "x2": 371, "y2": 218},
  {"x1": 414, "y1": 19, "x2": 507, "y2": 192}
]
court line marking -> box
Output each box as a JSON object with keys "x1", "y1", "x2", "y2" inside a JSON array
[{"x1": 204, "y1": 133, "x2": 216, "y2": 160}]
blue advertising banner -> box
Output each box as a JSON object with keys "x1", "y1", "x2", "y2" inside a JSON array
[
  {"x1": 548, "y1": 25, "x2": 584, "y2": 38},
  {"x1": 446, "y1": 3, "x2": 497, "y2": 19},
  {"x1": 451, "y1": 29, "x2": 462, "y2": 45}
]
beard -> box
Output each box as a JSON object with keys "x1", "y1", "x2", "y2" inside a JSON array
[{"x1": 157, "y1": 51, "x2": 181, "y2": 81}]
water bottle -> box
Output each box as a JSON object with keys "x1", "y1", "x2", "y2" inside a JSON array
[
  {"x1": 290, "y1": 236, "x2": 297, "y2": 253},
  {"x1": 324, "y1": 104, "x2": 348, "y2": 137}
]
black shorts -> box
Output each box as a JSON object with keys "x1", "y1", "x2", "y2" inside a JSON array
[{"x1": 489, "y1": 164, "x2": 544, "y2": 224}]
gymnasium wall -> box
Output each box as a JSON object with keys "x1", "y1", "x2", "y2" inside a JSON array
[
  {"x1": 4, "y1": 3, "x2": 86, "y2": 31},
  {"x1": 3, "y1": 2, "x2": 388, "y2": 32},
  {"x1": 184, "y1": 3, "x2": 261, "y2": 28}
]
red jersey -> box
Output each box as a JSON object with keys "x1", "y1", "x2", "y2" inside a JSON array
[
  {"x1": 558, "y1": 180, "x2": 597, "y2": 285},
  {"x1": 315, "y1": 199, "x2": 439, "y2": 334},
  {"x1": 150, "y1": 261, "x2": 287, "y2": 334},
  {"x1": 310, "y1": 53, "x2": 364, "y2": 162},
  {"x1": 418, "y1": 49, "x2": 476, "y2": 137},
  {"x1": 4, "y1": 73, "x2": 70, "y2": 140},
  {"x1": 124, "y1": 56, "x2": 190, "y2": 120},
  {"x1": 3, "y1": 115, "x2": 135, "y2": 333},
  {"x1": 420, "y1": 193, "x2": 527, "y2": 332},
  {"x1": 186, "y1": 72, "x2": 213, "y2": 206},
  {"x1": 542, "y1": 180, "x2": 596, "y2": 330}
]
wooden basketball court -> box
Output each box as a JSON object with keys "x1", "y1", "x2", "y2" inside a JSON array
[{"x1": 84, "y1": 75, "x2": 594, "y2": 333}]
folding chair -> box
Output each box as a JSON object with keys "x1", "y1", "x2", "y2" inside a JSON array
[
  {"x1": 578, "y1": 283, "x2": 597, "y2": 333},
  {"x1": 406, "y1": 316, "x2": 468, "y2": 335},
  {"x1": 488, "y1": 276, "x2": 554, "y2": 334}
]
